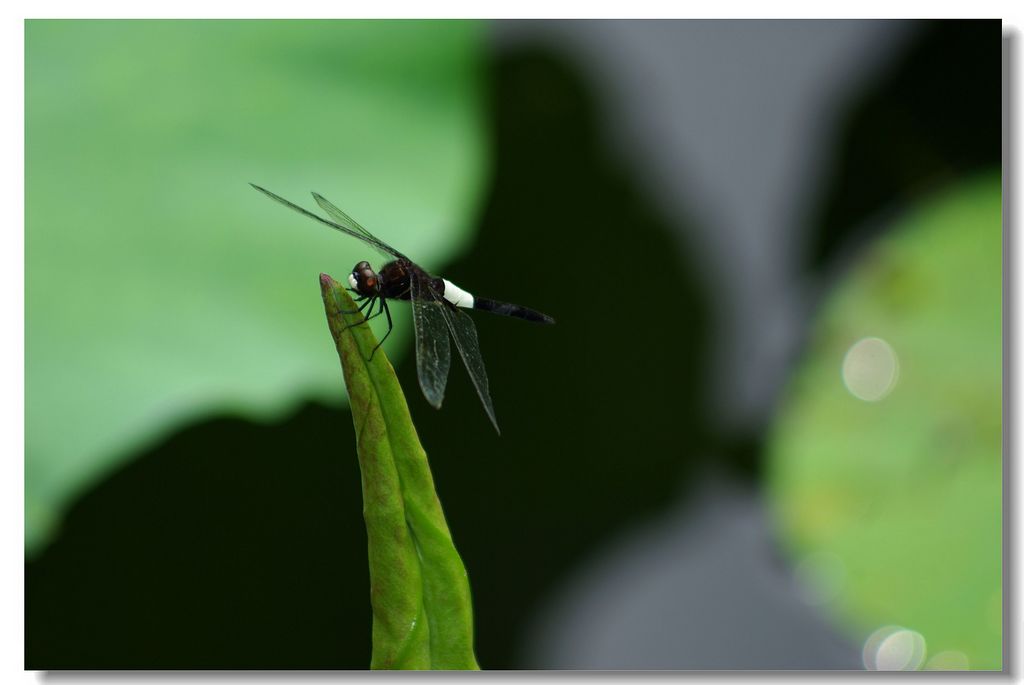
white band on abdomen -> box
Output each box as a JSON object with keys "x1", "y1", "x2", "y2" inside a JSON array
[{"x1": 442, "y1": 279, "x2": 475, "y2": 308}]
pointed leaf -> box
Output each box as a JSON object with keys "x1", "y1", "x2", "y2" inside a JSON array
[{"x1": 319, "y1": 274, "x2": 478, "y2": 670}]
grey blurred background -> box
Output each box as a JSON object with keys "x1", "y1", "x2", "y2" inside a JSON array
[{"x1": 497, "y1": 20, "x2": 913, "y2": 669}]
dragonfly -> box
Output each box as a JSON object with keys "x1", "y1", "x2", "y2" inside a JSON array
[{"x1": 251, "y1": 184, "x2": 555, "y2": 434}]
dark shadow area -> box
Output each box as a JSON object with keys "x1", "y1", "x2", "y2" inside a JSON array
[
  {"x1": 805, "y1": 20, "x2": 1002, "y2": 272},
  {"x1": 399, "y1": 48, "x2": 712, "y2": 668},
  {"x1": 26, "y1": 403, "x2": 370, "y2": 669}
]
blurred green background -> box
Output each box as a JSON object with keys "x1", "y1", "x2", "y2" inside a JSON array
[
  {"x1": 26, "y1": 19, "x2": 486, "y2": 552},
  {"x1": 25, "y1": 20, "x2": 1002, "y2": 670},
  {"x1": 768, "y1": 174, "x2": 1002, "y2": 668}
]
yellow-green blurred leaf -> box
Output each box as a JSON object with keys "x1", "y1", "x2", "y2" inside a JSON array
[{"x1": 767, "y1": 172, "x2": 1001, "y2": 669}]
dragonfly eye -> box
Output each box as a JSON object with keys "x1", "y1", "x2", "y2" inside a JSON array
[{"x1": 350, "y1": 261, "x2": 380, "y2": 295}]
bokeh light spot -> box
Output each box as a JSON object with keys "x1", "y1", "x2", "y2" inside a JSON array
[
  {"x1": 925, "y1": 650, "x2": 969, "y2": 670},
  {"x1": 842, "y1": 337, "x2": 899, "y2": 401},
  {"x1": 863, "y1": 625, "x2": 926, "y2": 670}
]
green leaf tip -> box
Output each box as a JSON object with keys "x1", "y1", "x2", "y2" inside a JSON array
[{"x1": 319, "y1": 274, "x2": 479, "y2": 670}]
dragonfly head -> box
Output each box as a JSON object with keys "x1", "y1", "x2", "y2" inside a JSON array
[{"x1": 349, "y1": 260, "x2": 380, "y2": 297}]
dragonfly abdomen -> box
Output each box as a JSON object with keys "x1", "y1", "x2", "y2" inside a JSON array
[
  {"x1": 441, "y1": 278, "x2": 554, "y2": 325},
  {"x1": 441, "y1": 279, "x2": 475, "y2": 308},
  {"x1": 473, "y1": 296, "x2": 555, "y2": 324}
]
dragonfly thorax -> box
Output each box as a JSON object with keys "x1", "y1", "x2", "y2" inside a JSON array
[{"x1": 349, "y1": 260, "x2": 380, "y2": 297}]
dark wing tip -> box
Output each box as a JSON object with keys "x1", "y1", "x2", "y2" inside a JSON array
[{"x1": 482, "y1": 405, "x2": 500, "y2": 434}]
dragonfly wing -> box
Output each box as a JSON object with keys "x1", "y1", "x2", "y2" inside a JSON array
[
  {"x1": 410, "y1": 276, "x2": 451, "y2": 409},
  {"x1": 250, "y1": 184, "x2": 402, "y2": 260},
  {"x1": 311, "y1": 192, "x2": 409, "y2": 260},
  {"x1": 439, "y1": 300, "x2": 499, "y2": 434}
]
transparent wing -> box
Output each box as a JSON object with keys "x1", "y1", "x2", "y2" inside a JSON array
[
  {"x1": 310, "y1": 191, "x2": 409, "y2": 260},
  {"x1": 250, "y1": 184, "x2": 403, "y2": 260},
  {"x1": 438, "y1": 301, "x2": 499, "y2": 434},
  {"x1": 311, "y1": 192, "x2": 378, "y2": 241},
  {"x1": 410, "y1": 276, "x2": 451, "y2": 410},
  {"x1": 309, "y1": 192, "x2": 401, "y2": 250}
]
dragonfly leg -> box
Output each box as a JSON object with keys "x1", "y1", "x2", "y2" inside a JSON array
[
  {"x1": 342, "y1": 297, "x2": 390, "y2": 344},
  {"x1": 339, "y1": 297, "x2": 378, "y2": 332},
  {"x1": 368, "y1": 299, "x2": 394, "y2": 361},
  {"x1": 336, "y1": 296, "x2": 372, "y2": 316},
  {"x1": 360, "y1": 298, "x2": 387, "y2": 325}
]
